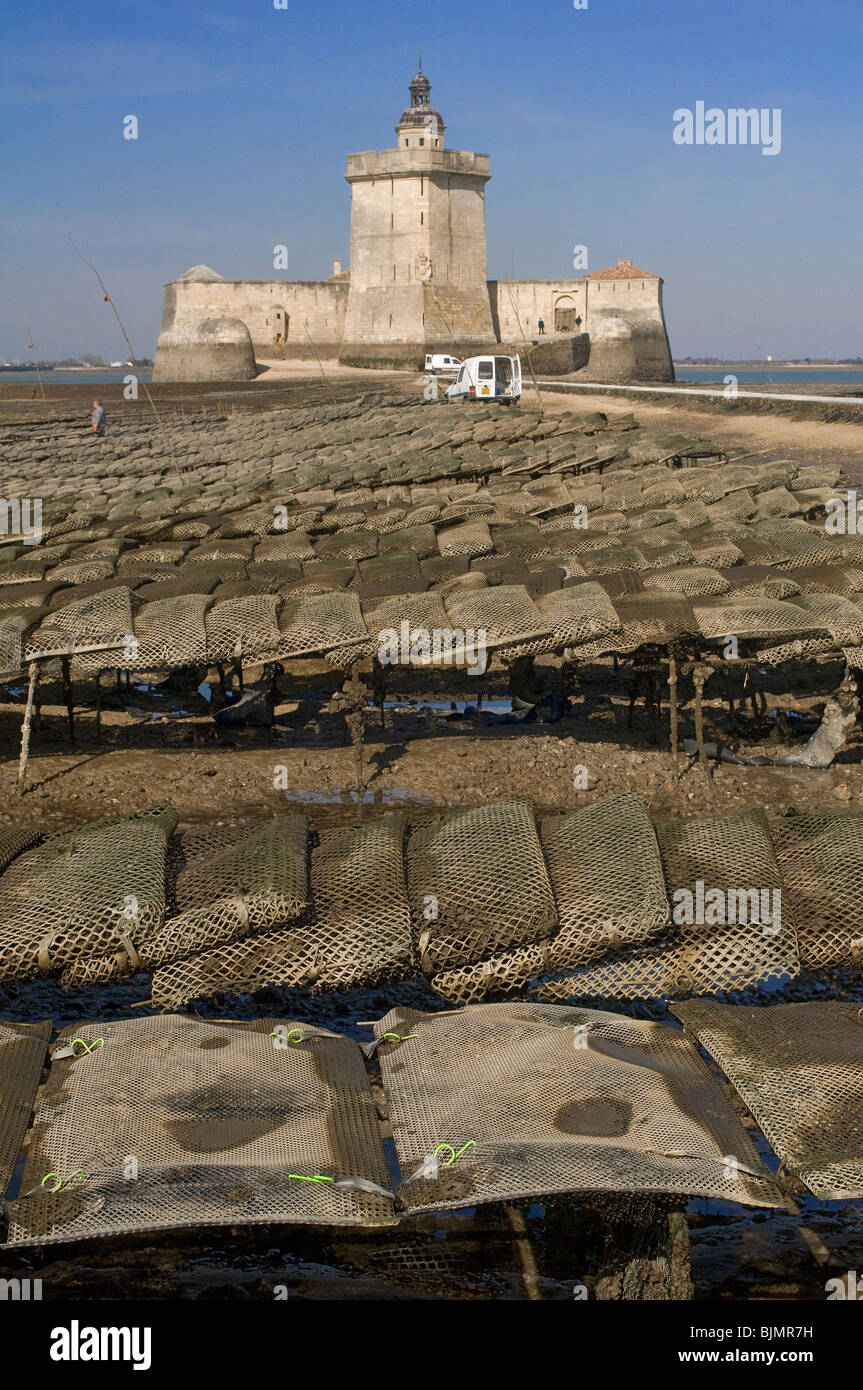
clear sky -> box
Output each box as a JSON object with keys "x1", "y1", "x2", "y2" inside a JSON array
[{"x1": 2, "y1": 0, "x2": 861, "y2": 361}]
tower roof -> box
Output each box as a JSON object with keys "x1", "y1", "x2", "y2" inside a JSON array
[
  {"x1": 397, "y1": 62, "x2": 446, "y2": 135},
  {"x1": 585, "y1": 258, "x2": 660, "y2": 281}
]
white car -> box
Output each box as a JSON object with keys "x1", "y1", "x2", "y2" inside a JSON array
[
  {"x1": 444, "y1": 354, "x2": 522, "y2": 403},
  {"x1": 424, "y1": 353, "x2": 462, "y2": 374}
]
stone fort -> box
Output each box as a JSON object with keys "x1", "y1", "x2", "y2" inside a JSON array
[{"x1": 154, "y1": 65, "x2": 673, "y2": 383}]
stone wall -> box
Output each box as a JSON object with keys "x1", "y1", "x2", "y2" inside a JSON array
[
  {"x1": 490, "y1": 280, "x2": 587, "y2": 341},
  {"x1": 158, "y1": 277, "x2": 348, "y2": 358}
]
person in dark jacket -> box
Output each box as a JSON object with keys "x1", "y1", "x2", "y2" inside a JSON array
[
  {"x1": 538, "y1": 318, "x2": 545, "y2": 334},
  {"x1": 92, "y1": 400, "x2": 106, "y2": 436}
]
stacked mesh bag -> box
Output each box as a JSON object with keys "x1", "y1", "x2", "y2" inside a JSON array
[{"x1": 0, "y1": 808, "x2": 177, "y2": 984}]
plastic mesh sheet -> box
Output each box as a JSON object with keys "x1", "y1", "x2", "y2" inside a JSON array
[
  {"x1": 406, "y1": 800, "x2": 558, "y2": 972},
  {"x1": 541, "y1": 793, "x2": 669, "y2": 969},
  {"x1": 308, "y1": 814, "x2": 412, "y2": 990},
  {"x1": 375, "y1": 1002, "x2": 782, "y2": 1213},
  {"x1": 672, "y1": 999, "x2": 863, "y2": 1200},
  {"x1": 0, "y1": 808, "x2": 177, "y2": 983},
  {"x1": 770, "y1": 811, "x2": 863, "y2": 969},
  {"x1": 4, "y1": 1015, "x2": 395, "y2": 1246},
  {"x1": 0, "y1": 1019, "x2": 50, "y2": 1198},
  {"x1": 62, "y1": 816, "x2": 309, "y2": 987}
]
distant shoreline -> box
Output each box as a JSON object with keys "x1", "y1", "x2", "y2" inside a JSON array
[{"x1": 674, "y1": 361, "x2": 862, "y2": 370}]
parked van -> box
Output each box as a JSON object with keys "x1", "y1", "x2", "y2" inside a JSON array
[
  {"x1": 424, "y1": 353, "x2": 462, "y2": 374},
  {"x1": 444, "y1": 354, "x2": 522, "y2": 403}
]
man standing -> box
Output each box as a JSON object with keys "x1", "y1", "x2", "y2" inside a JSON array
[
  {"x1": 92, "y1": 400, "x2": 107, "y2": 436},
  {"x1": 538, "y1": 318, "x2": 545, "y2": 335}
]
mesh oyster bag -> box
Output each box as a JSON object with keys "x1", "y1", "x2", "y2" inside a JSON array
[
  {"x1": 375, "y1": 1002, "x2": 782, "y2": 1214},
  {"x1": 62, "y1": 815, "x2": 309, "y2": 987},
  {"x1": 540, "y1": 793, "x2": 669, "y2": 969},
  {"x1": 444, "y1": 584, "x2": 551, "y2": 656},
  {"x1": 5, "y1": 1015, "x2": 395, "y2": 1246},
  {"x1": 204, "y1": 594, "x2": 282, "y2": 661},
  {"x1": 150, "y1": 925, "x2": 320, "y2": 1010},
  {"x1": 0, "y1": 808, "x2": 177, "y2": 983},
  {"x1": 672, "y1": 999, "x2": 863, "y2": 1200},
  {"x1": 770, "y1": 810, "x2": 863, "y2": 969},
  {"x1": 277, "y1": 591, "x2": 369, "y2": 659},
  {"x1": 407, "y1": 800, "x2": 558, "y2": 972},
  {"x1": 653, "y1": 807, "x2": 800, "y2": 994},
  {"x1": 306, "y1": 813, "x2": 413, "y2": 990}
]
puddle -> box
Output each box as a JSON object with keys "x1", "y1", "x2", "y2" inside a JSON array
[
  {"x1": 367, "y1": 698, "x2": 515, "y2": 715},
  {"x1": 281, "y1": 787, "x2": 436, "y2": 806}
]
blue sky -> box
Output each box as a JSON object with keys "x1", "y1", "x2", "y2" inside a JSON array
[{"x1": 2, "y1": 0, "x2": 861, "y2": 360}]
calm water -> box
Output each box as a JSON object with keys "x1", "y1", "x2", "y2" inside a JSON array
[
  {"x1": 676, "y1": 367, "x2": 863, "y2": 384},
  {"x1": 0, "y1": 370, "x2": 153, "y2": 385}
]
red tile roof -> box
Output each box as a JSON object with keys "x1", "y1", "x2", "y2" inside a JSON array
[{"x1": 585, "y1": 259, "x2": 660, "y2": 281}]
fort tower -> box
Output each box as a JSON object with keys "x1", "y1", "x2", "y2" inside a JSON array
[{"x1": 339, "y1": 63, "x2": 496, "y2": 366}]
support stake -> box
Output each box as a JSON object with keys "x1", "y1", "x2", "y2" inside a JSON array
[
  {"x1": 17, "y1": 662, "x2": 39, "y2": 794},
  {"x1": 668, "y1": 647, "x2": 679, "y2": 780},
  {"x1": 61, "y1": 656, "x2": 75, "y2": 746}
]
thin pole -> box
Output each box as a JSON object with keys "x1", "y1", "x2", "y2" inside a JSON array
[
  {"x1": 17, "y1": 662, "x2": 39, "y2": 793},
  {"x1": 504, "y1": 284, "x2": 543, "y2": 416},
  {"x1": 668, "y1": 648, "x2": 679, "y2": 780},
  {"x1": 61, "y1": 656, "x2": 75, "y2": 746}
]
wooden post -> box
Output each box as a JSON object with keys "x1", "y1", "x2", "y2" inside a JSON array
[
  {"x1": 61, "y1": 656, "x2": 75, "y2": 746},
  {"x1": 668, "y1": 647, "x2": 679, "y2": 780},
  {"x1": 17, "y1": 662, "x2": 39, "y2": 794},
  {"x1": 693, "y1": 663, "x2": 711, "y2": 786},
  {"x1": 95, "y1": 671, "x2": 102, "y2": 742}
]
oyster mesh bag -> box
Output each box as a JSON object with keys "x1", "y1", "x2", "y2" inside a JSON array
[
  {"x1": 407, "y1": 800, "x2": 558, "y2": 972},
  {"x1": 62, "y1": 815, "x2": 309, "y2": 987},
  {"x1": 0, "y1": 808, "x2": 177, "y2": 983}
]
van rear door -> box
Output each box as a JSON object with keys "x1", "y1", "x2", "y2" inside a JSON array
[
  {"x1": 476, "y1": 358, "x2": 494, "y2": 397},
  {"x1": 494, "y1": 356, "x2": 513, "y2": 396}
]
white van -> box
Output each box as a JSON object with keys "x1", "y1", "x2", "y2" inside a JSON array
[
  {"x1": 424, "y1": 353, "x2": 462, "y2": 374},
  {"x1": 444, "y1": 354, "x2": 522, "y2": 404}
]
